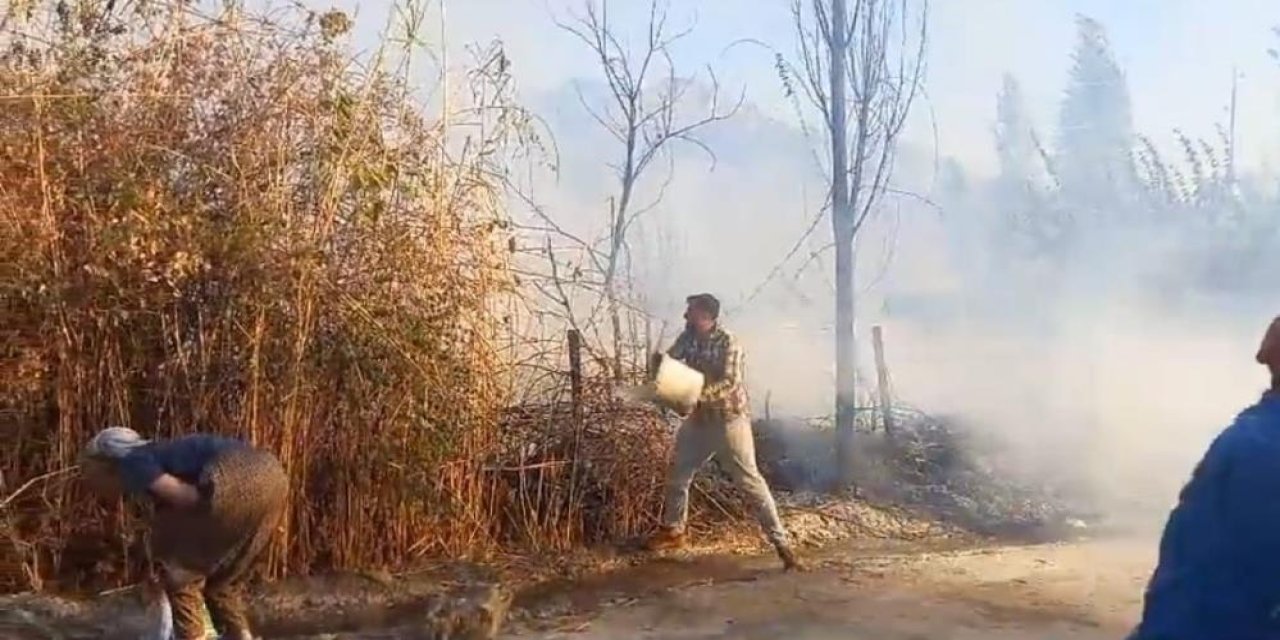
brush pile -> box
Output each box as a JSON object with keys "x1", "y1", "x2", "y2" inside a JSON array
[
  {"x1": 491, "y1": 379, "x2": 748, "y2": 551},
  {"x1": 870, "y1": 409, "x2": 1093, "y2": 539},
  {"x1": 754, "y1": 409, "x2": 1091, "y2": 541}
]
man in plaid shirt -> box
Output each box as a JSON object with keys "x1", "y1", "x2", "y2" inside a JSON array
[{"x1": 645, "y1": 293, "x2": 802, "y2": 571}]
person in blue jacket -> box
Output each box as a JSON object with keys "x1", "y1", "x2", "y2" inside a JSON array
[
  {"x1": 81, "y1": 428, "x2": 287, "y2": 640},
  {"x1": 1129, "y1": 316, "x2": 1280, "y2": 639}
]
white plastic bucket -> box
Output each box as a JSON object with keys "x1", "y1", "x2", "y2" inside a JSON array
[
  {"x1": 653, "y1": 355, "x2": 704, "y2": 409},
  {"x1": 616, "y1": 354, "x2": 704, "y2": 414}
]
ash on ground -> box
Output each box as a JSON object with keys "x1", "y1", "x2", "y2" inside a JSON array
[{"x1": 755, "y1": 409, "x2": 1099, "y2": 542}]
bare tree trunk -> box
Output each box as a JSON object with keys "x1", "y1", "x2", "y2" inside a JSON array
[
  {"x1": 785, "y1": 0, "x2": 926, "y2": 489},
  {"x1": 606, "y1": 197, "x2": 626, "y2": 382},
  {"x1": 608, "y1": 175, "x2": 630, "y2": 382},
  {"x1": 830, "y1": 0, "x2": 858, "y2": 489},
  {"x1": 834, "y1": 237, "x2": 857, "y2": 487},
  {"x1": 872, "y1": 324, "x2": 894, "y2": 438}
]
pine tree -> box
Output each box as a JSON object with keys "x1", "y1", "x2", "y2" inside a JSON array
[
  {"x1": 993, "y1": 73, "x2": 1065, "y2": 258},
  {"x1": 1055, "y1": 15, "x2": 1135, "y2": 214},
  {"x1": 995, "y1": 74, "x2": 1039, "y2": 185}
]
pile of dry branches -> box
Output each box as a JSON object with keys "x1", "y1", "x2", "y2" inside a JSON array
[
  {"x1": 755, "y1": 410, "x2": 1090, "y2": 541},
  {"x1": 493, "y1": 379, "x2": 747, "y2": 553}
]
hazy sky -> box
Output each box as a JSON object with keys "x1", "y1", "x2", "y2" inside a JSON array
[
  {"x1": 287, "y1": 1, "x2": 1280, "y2": 477},
  {"x1": 326, "y1": 0, "x2": 1280, "y2": 178}
]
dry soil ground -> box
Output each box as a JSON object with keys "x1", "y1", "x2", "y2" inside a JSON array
[
  {"x1": 1, "y1": 535, "x2": 1156, "y2": 639},
  {"x1": 506, "y1": 537, "x2": 1154, "y2": 640}
]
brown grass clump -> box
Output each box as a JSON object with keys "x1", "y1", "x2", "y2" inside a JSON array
[{"x1": 0, "y1": 0, "x2": 518, "y2": 591}]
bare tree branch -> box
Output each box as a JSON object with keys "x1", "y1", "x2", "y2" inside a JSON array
[
  {"x1": 728, "y1": 196, "x2": 833, "y2": 313},
  {"x1": 548, "y1": 0, "x2": 742, "y2": 376}
]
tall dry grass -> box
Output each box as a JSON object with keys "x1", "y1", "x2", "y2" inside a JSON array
[
  {"x1": 0, "y1": 0, "x2": 743, "y2": 594},
  {"x1": 0, "y1": 0, "x2": 522, "y2": 591}
]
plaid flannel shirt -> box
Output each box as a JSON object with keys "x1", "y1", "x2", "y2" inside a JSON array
[{"x1": 667, "y1": 326, "x2": 750, "y2": 420}]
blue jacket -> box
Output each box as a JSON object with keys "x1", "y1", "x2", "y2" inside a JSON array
[{"x1": 1132, "y1": 392, "x2": 1280, "y2": 640}]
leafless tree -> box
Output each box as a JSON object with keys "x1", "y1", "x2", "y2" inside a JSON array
[
  {"x1": 782, "y1": 0, "x2": 928, "y2": 487},
  {"x1": 556, "y1": 0, "x2": 742, "y2": 379}
]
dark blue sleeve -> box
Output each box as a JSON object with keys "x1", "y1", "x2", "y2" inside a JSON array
[
  {"x1": 1209, "y1": 419, "x2": 1280, "y2": 635},
  {"x1": 1137, "y1": 429, "x2": 1253, "y2": 638},
  {"x1": 115, "y1": 450, "x2": 164, "y2": 496},
  {"x1": 1222, "y1": 428, "x2": 1280, "y2": 562},
  {"x1": 1152, "y1": 432, "x2": 1232, "y2": 578}
]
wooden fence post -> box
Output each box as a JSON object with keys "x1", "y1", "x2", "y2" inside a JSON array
[
  {"x1": 644, "y1": 312, "x2": 653, "y2": 380},
  {"x1": 872, "y1": 325, "x2": 894, "y2": 438},
  {"x1": 568, "y1": 329, "x2": 583, "y2": 425}
]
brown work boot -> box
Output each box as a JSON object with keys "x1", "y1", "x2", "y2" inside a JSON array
[
  {"x1": 775, "y1": 542, "x2": 806, "y2": 572},
  {"x1": 644, "y1": 526, "x2": 686, "y2": 551}
]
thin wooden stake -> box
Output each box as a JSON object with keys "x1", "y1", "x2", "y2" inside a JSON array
[
  {"x1": 568, "y1": 329, "x2": 583, "y2": 426},
  {"x1": 872, "y1": 325, "x2": 894, "y2": 438}
]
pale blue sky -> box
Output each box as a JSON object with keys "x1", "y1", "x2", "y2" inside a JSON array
[{"x1": 323, "y1": 0, "x2": 1280, "y2": 178}]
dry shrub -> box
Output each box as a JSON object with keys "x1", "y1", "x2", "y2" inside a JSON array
[
  {"x1": 492, "y1": 379, "x2": 747, "y2": 553},
  {"x1": 0, "y1": 0, "x2": 519, "y2": 591}
]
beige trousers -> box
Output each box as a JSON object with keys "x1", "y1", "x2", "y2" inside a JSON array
[{"x1": 661, "y1": 413, "x2": 789, "y2": 546}]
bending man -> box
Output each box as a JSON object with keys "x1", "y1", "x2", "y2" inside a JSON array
[
  {"x1": 81, "y1": 427, "x2": 288, "y2": 640},
  {"x1": 646, "y1": 293, "x2": 802, "y2": 571}
]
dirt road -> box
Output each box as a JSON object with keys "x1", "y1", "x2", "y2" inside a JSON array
[
  {"x1": 1, "y1": 537, "x2": 1156, "y2": 639},
  {"x1": 509, "y1": 538, "x2": 1154, "y2": 639}
]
